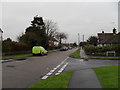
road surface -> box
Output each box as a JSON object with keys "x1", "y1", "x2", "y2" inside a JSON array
[{"x1": 2, "y1": 48, "x2": 77, "y2": 88}]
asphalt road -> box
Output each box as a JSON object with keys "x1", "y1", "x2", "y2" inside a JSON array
[{"x1": 2, "y1": 48, "x2": 77, "y2": 88}]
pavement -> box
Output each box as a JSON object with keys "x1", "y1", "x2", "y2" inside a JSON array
[
  {"x1": 80, "y1": 47, "x2": 88, "y2": 59},
  {"x1": 65, "y1": 48, "x2": 118, "y2": 88}
]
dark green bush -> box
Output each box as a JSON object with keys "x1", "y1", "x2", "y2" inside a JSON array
[
  {"x1": 84, "y1": 44, "x2": 120, "y2": 54},
  {"x1": 2, "y1": 38, "x2": 30, "y2": 53}
]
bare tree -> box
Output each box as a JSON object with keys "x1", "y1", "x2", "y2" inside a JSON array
[
  {"x1": 44, "y1": 20, "x2": 58, "y2": 40},
  {"x1": 44, "y1": 20, "x2": 59, "y2": 49},
  {"x1": 56, "y1": 32, "x2": 68, "y2": 47}
]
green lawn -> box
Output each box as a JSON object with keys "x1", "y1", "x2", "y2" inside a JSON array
[
  {"x1": 69, "y1": 48, "x2": 80, "y2": 58},
  {"x1": 48, "y1": 49, "x2": 59, "y2": 53},
  {"x1": 3, "y1": 49, "x2": 59, "y2": 60},
  {"x1": 93, "y1": 66, "x2": 119, "y2": 88},
  {"x1": 29, "y1": 72, "x2": 73, "y2": 88},
  {"x1": 3, "y1": 54, "x2": 32, "y2": 59},
  {"x1": 89, "y1": 57, "x2": 120, "y2": 60}
]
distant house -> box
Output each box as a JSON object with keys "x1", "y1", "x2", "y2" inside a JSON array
[
  {"x1": 48, "y1": 37, "x2": 58, "y2": 47},
  {"x1": 97, "y1": 28, "x2": 119, "y2": 46}
]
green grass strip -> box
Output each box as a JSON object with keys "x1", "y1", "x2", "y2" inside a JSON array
[
  {"x1": 3, "y1": 54, "x2": 32, "y2": 59},
  {"x1": 48, "y1": 49, "x2": 59, "y2": 53},
  {"x1": 3, "y1": 49, "x2": 59, "y2": 60},
  {"x1": 69, "y1": 48, "x2": 80, "y2": 58},
  {"x1": 93, "y1": 66, "x2": 119, "y2": 88},
  {"x1": 89, "y1": 57, "x2": 120, "y2": 60},
  {"x1": 29, "y1": 72, "x2": 73, "y2": 88}
]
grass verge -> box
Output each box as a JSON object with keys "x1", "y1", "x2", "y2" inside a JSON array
[
  {"x1": 69, "y1": 48, "x2": 80, "y2": 58},
  {"x1": 89, "y1": 57, "x2": 120, "y2": 60},
  {"x1": 48, "y1": 49, "x2": 59, "y2": 53},
  {"x1": 93, "y1": 66, "x2": 119, "y2": 88},
  {"x1": 29, "y1": 72, "x2": 73, "y2": 88},
  {"x1": 3, "y1": 49, "x2": 59, "y2": 60},
  {"x1": 3, "y1": 54, "x2": 32, "y2": 59}
]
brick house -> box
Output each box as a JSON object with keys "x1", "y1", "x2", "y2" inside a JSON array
[{"x1": 97, "y1": 28, "x2": 119, "y2": 46}]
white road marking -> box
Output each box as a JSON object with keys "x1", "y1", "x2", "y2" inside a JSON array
[
  {"x1": 56, "y1": 65, "x2": 61, "y2": 68},
  {"x1": 60, "y1": 57, "x2": 69, "y2": 65},
  {"x1": 46, "y1": 72, "x2": 52, "y2": 76},
  {"x1": 50, "y1": 70, "x2": 55, "y2": 73},
  {"x1": 55, "y1": 73, "x2": 60, "y2": 75},
  {"x1": 53, "y1": 68, "x2": 57, "y2": 70},
  {"x1": 57, "y1": 63, "x2": 68, "y2": 74},
  {"x1": 41, "y1": 76, "x2": 48, "y2": 79},
  {"x1": 41, "y1": 57, "x2": 69, "y2": 79},
  {"x1": 79, "y1": 59, "x2": 84, "y2": 62},
  {"x1": 1, "y1": 59, "x2": 14, "y2": 63}
]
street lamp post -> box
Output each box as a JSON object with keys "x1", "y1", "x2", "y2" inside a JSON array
[
  {"x1": 0, "y1": 28, "x2": 3, "y2": 60},
  {"x1": 0, "y1": 28, "x2": 3, "y2": 90}
]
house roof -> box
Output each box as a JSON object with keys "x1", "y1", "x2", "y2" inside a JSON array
[
  {"x1": 98, "y1": 32, "x2": 120, "y2": 44},
  {"x1": 98, "y1": 33, "x2": 114, "y2": 44},
  {"x1": 104, "y1": 32, "x2": 120, "y2": 44}
]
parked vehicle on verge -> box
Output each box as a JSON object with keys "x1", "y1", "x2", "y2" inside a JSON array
[
  {"x1": 32, "y1": 46, "x2": 48, "y2": 56},
  {"x1": 60, "y1": 46, "x2": 68, "y2": 51}
]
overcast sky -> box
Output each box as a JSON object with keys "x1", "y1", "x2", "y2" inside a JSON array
[{"x1": 1, "y1": 1, "x2": 118, "y2": 43}]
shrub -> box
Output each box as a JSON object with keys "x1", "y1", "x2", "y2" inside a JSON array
[
  {"x1": 84, "y1": 44, "x2": 120, "y2": 55},
  {"x1": 2, "y1": 38, "x2": 30, "y2": 53}
]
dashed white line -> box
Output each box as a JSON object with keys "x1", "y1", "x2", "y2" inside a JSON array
[
  {"x1": 41, "y1": 57, "x2": 69, "y2": 79},
  {"x1": 41, "y1": 76, "x2": 48, "y2": 79},
  {"x1": 57, "y1": 63, "x2": 68, "y2": 74},
  {"x1": 56, "y1": 65, "x2": 61, "y2": 68},
  {"x1": 46, "y1": 72, "x2": 52, "y2": 76},
  {"x1": 55, "y1": 73, "x2": 60, "y2": 75},
  {"x1": 53, "y1": 68, "x2": 57, "y2": 70},
  {"x1": 60, "y1": 57, "x2": 69, "y2": 65},
  {"x1": 50, "y1": 70, "x2": 55, "y2": 73}
]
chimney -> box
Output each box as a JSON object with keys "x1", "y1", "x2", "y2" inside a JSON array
[
  {"x1": 113, "y1": 28, "x2": 117, "y2": 34},
  {"x1": 102, "y1": 31, "x2": 104, "y2": 33}
]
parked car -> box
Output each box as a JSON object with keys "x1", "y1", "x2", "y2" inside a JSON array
[
  {"x1": 60, "y1": 46, "x2": 68, "y2": 51},
  {"x1": 32, "y1": 46, "x2": 48, "y2": 56}
]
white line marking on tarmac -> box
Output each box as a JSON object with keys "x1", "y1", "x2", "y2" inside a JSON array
[
  {"x1": 41, "y1": 57, "x2": 69, "y2": 79},
  {"x1": 41, "y1": 76, "x2": 48, "y2": 79},
  {"x1": 56, "y1": 65, "x2": 61, "y2": 68},
  {"x1": 50, "y1": 70, "x2": 55, "y2": 73},
  {"x1": 53, "y1": 68, "x2": 57, "y2": 70},
  {"x1": 55, "y1": 73, "x2": 60, "y2": 75},
  {"x1": 60, "y1": 57, "x2": 69, "y2": 65},
  {"x1": 1, "y1": 59, "x2": 14, "y2": 62},
  {"x1": 79, "y1": 59, "x2": 84, "y2": 62},
  {"x1": 57, "y1": 63, "x2": 68, "y2": 74},
  {"x1": 46, "y1": 72, "x2": 52, "y2": 76}
]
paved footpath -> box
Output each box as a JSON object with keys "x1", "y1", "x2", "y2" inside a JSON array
[
  {"x1": 68, "y1": 47, "x2": 102, "y2": 88},
  {"x1": 68, "y1": 61, "x2": 102, "y2": 88},
  {"x1": 66, "y1": 47, "x2": 118, "y2": 88},
  {"x1": 80, "y1": 47, "x2": 88, "y2": 59}
]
